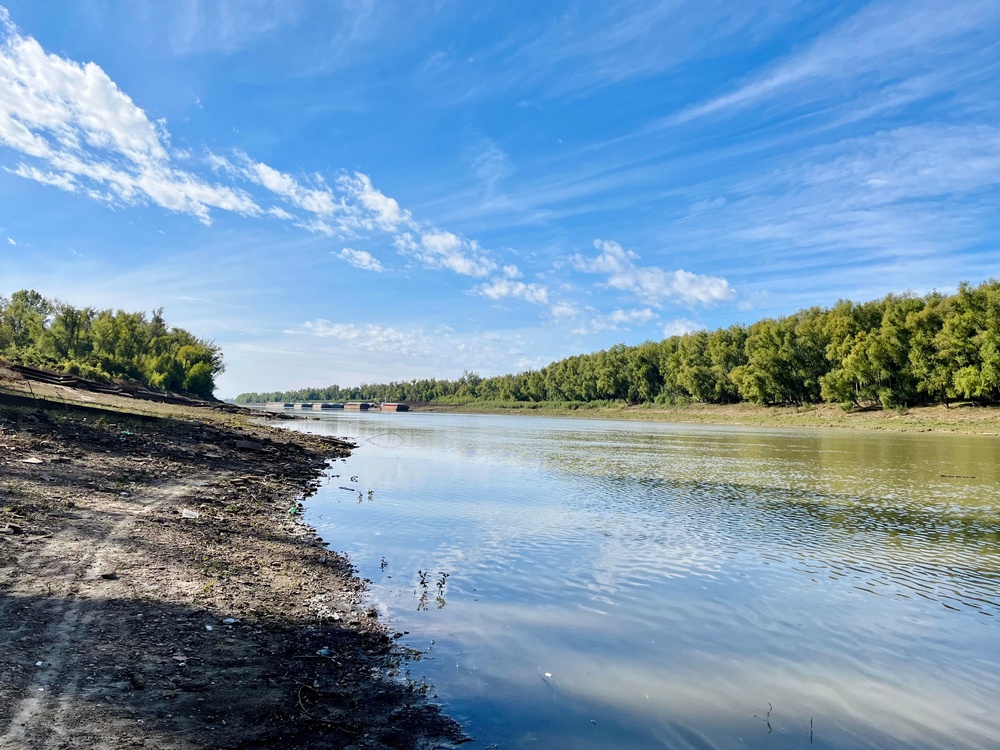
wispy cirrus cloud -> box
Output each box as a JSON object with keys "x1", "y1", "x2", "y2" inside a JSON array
[
  {"x1": 669, "y1": 0, "x2": 996, "y2": 125},
  {"x1": 150, "y1": 0, "x2": 307, "y2": 56},
  {"x1": 419, "y1": 1, "x2": 805, "y2": 103},
  {"x1": 470, "y1": 136, "x2": 513, "y2": 197},
  {"x1": 655, "y1": 122, "x2": 1000, "y2": 303},
  {"x1": 573, "y1": 240, "x2": 735, "y2": 307}
]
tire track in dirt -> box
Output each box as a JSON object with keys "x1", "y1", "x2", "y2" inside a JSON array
[{"x1": 0, "y1": 477, "x2": 211, "y2": 750}]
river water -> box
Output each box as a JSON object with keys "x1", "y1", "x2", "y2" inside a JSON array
[{"x1": 283, "y1": 412, "x2": 999, "y2": 750}]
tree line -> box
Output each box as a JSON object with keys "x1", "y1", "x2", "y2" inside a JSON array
[
  {"x1": 0, "y1": 290, "x2": 224, "y2": 398},
  {"x1": 236, "y1": 280, "x2": 999, "y2": 409}
]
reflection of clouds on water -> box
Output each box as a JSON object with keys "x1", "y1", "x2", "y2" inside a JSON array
[
  {"x1": 402, "y1": 597, "x2": 999, "y2": 750},
  {"x1": 454, "y1": 645, "x2": 1000, "y2": 750},
  {"x1": 288, "y1": 413, "x2": 1000, "y2": 750}
]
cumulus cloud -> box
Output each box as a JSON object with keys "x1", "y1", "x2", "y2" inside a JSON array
[
  {"x1": 391, "y1": 230, "x2": 497, "y2": 278},
  {"x1": 573, "y1": 239, "x2": 735, "y2": 306},
  {"x1": 209, "y1": 155, "x2": 505, "y2": 281},
  {"x1": 549, "y1": 302, "x2": 580, "y2": 321},
  {"x1": 335, "y1": 247, "x2": 384, "y2": 272},
  {"x1": 0, "y1": 11, "x2": 536, "y2": 305},
  {"x1": 339, "y1": 172, "x2": 415, "y2": 231},
  {"x1": 608, "y1": 308, "x2": 656, "y2": 325},
  {"x1": 244, "y1": 157, "x2": 338, "y2": 216},
  {"x1": 0, "y1": 15, "x2": 259, "y2": 224},
  {"x1": 201, "y1": 150, "x2": 514, "y2": 283},
  {"x1": 502, "y1": 264, "x2": 522, "y2": 278},
  {"x1": 572, "y1": 239, "x2": 638, "y2": 274}
]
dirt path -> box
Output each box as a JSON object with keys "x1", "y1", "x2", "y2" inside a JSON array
[
  {"x1": 1, "y1": 475, "x2": 212, "y2": 749},
  {"x1": 0, "y1": 389, "x2": 466, "y2": 749}
]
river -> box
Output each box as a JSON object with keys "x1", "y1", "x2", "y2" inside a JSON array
[{"x1": 282, "y1": 412, "x2": 999, "y2": 750}]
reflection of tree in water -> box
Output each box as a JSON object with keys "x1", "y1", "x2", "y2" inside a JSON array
[{"x1": 416, "y1": 570, "x2": 450, "y2": 611}]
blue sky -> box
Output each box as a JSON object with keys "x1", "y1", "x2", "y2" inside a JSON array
[{"x1": 0, "y1": 1, "x2": 996, "y2": 396}]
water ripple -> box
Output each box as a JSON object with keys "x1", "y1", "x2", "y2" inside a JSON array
[{"x1": 289, "y1": 414, "x2": 999, "y2": 750}]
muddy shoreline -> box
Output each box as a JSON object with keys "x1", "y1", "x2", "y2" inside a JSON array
[{"x1": 0, "y1": 376, "x2": 466, "y2": 749}]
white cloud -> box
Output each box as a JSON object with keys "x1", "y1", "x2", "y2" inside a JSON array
[
  {"x1": 293, "y1": 320, "x2": 434, "y2": 355},
  {"x1": 571, "y1": 306, "x2": 657, "y2": 334},
  {"x1": 206, "y1": 151, "x2": 236, "y2": 174},
  {"x1": 242, "y1": 157, "x2": 339, "y2": 216},
  {"x1": 607, "y1": 308, "x2": 656, "y2": 325},
  {"x1": 298, "y1": 218, "x2": 338, "y2": 237},
  {"x1": 0, "y1": 13, "x2": 522, "y2": 297},
  {"x1": 421, "y1": 229, "x2": 461, "y2": 255},
  {"x1": 549, "y1": 302, "x2": 579, "y2": 321},
  {"x1": 6, "y1": 236, "x2": 15, "y2": 244},
  {"x1": 336, "y1": 247, "x2": 384, "y2": 273},
  {"x1": 0, "y1": 17, "x2": 260, "y2": 224},
  {"x1": 339, "y1": 172, "x2": 415, "y2": 231},
  {"x1": 502, "y1": 264, "x2": 522, "y2": 278},
  {"x1": 8, "y1": 163, "x2": 76, "y2": 191},
  {"x1": 574, "y1": 240, "x2": 735, "y2": 306},
  {"x1": 572, "y1": 239, "x2": 637, "y2": 274},
  {"x1": 663, "y1": 318, "x2": 702, "y2": 338},
  {"x1": 608, "y1": 267, "x2": 735, "y2": 306},
  {"x1": 409, "y1": 230, "x2": 497, "y2": 278},
  {"x1": 476, "y1": 278, "x2": 549, "y2": 305},
  {"x1": 422, "y1": 2, "x2": 800, "y2": 104}
]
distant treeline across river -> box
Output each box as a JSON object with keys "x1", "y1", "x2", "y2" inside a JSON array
[{"x1": 236, "y1": 280, "x2": 999, "y2": 409}]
